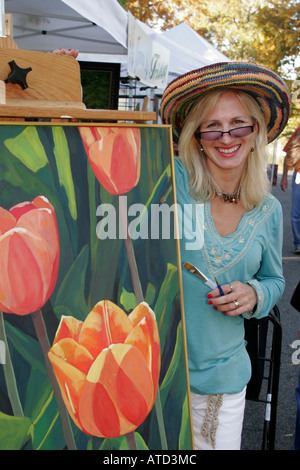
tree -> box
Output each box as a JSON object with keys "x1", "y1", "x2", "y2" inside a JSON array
[
  {"x1": 254, "y1": 0, "x2": 300, "y2": 73},
  {"x1": 119, "y1": 0, "x2": 299, "y2": 134},
  {"x1": 120, "y1": 0, "x2": 208, "y2": 30},
  {"x1": 197, "y1": 0, "x2": 263, "y2": 61},
  {"x1": 119, "y1": 0, "x2": 299, "y2": 78}
]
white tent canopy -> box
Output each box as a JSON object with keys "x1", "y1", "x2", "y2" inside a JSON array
[
  {"x1": 4, "y1": 0, "x2": 229, "y2": 85},
  {"x1": 162, "y1": 23, "x2": 229, "y2": 77},
  {"x1": 81, "y1": 20, "x2": 229, "y2": 85},
  {"x1": 5, "y1": 0, "x2": 128, "y2": 54}
]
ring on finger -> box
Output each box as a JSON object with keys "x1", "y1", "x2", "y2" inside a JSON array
[
  {"x1": 230, "y1": 283, "x2": 235, "y2": 291},
  {"x1": 233, "y1": 300, "x2": 239, "y2": 308}
]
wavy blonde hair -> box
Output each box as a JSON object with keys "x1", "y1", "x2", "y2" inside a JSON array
[{"x1": 178, "y1": 89, "x2": 270, "y2": 210}]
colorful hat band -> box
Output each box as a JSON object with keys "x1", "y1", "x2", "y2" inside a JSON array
[{"x1": 161, "y1": 62, "x2": 290, "y2": 144}]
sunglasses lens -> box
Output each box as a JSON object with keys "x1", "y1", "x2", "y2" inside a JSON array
[
  {"x1": 230, "y1": 126, "x2": 253, "y2": 137},
  {"x1": 200, "y1": 132, "x2": 222, "y2": 141},
  {"x1": 198, "y1": 126, "x2": 253, "y2": 141}
]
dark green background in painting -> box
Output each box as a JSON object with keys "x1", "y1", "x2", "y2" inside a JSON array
[{"x1": 0, "y1": 124, "x2": 192, "y2": 450}]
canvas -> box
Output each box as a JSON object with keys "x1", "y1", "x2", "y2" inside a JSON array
[{"x1": 0, "y1": 122, "x2": 193, "y2": 450}]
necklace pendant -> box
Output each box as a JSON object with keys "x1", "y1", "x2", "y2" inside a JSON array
[{"x1": 217, "y1": 189, "x2": 240, "y2": 204}]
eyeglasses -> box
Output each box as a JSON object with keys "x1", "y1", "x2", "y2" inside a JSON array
[{"x1": 196, "y1": 125, "x2": 254, "y2": 141}]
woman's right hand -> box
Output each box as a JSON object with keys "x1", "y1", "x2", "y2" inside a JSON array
[{"x1": 207, "y1": 281, "x2": 258, "y2": 317}]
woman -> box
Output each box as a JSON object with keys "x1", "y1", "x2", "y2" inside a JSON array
[
  {"x1": 280, "y1": 129, "x2": 300, "y2": 254},
  {"x1": 280, "y1": 132, "x2": 300, "y2": 448},
  {"x1": 160, "y1": 62, "x2": 290, "y2": 450}
]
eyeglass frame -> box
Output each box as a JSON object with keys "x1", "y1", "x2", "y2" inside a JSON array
[{"x1": 195, "y1": 125, "x2": 255, "y2": 141}]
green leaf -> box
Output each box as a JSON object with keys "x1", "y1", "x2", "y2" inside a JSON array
[
  {"x1": 144, "y1": 283, "x2": 156, "y2": 306},
  {"x1": 4, "y1": 126, "x2": 48, "y2": 172},
  {"x1": 129, "y1": 164, "x2": 172, "y2": 235},
  {"x1": 30, "y1": 391, "x2": 65, "y2": 450},
  {"x1": 5, "y1": 322, "x2": 46, "y2": 375},
  {"x1": 120, "y1": 287, "x2": 138, "y2": 311},
  {"x1": 154, "y1": 263, "x2": 178, "y2": 350},
  {"x1": 179, "y1": 393, "x2": 193, "y2": 450},
  {"x1": 0, "y1": 411, "x2": 32, "y2": 450},
  {"x1": 99, "y1": 432, "x2": 149, "y2": 450},
  {"x1": 52, "y1": 127, "x2": 77, "y2": 220},
  {"x1": 160, "y1": 321, "x2": 184, "y2": 406},
  {"x1": 149, "y1": 322, "x2": 193, "y2": 450},
  {"x1": 54, "y1": 244, "x2": 90, "y2": 321},
  {"x1": 4, "y1": 327, "x2": 70, "y2": 449}
]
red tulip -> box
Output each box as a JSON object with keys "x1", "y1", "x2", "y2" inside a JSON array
[
  {"x1": 48, "y1": 300, "x2": 161, "y2": 438},
  {"x1": 0, "y1": 196, "x2": 60, "y2": 315},
  {"x1": 79, "y1": 126, "x2": 141, "y2": 195}
]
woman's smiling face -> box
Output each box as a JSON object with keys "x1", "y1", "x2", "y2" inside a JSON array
[{"x1": 199, "y1": 91, "x2": 257, "y2": 174}]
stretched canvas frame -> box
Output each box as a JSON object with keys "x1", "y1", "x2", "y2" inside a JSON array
[{"x1": 0, "y1": 122, "x2": 192, "y2": 451}]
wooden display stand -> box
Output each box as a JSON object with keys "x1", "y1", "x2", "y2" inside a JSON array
[{"x1": 0, "y1": 38, "x2": 156, "y2": 122}]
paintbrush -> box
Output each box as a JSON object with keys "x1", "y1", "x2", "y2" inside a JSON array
[{"x1": 183, "y1": 262, "x2": 218, "y2": 290}]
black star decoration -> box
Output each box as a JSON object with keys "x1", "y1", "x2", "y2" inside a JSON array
[{"x1": 5, "y1": 60, "x2": 32, "y2": 90}]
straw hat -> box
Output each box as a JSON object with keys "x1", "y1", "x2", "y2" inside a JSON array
[{"x1": 160, "y1": 61, "x2": 291, "y2": 144}]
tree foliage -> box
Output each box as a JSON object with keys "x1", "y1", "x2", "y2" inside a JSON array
[
  {"x1": 254, "y1": 0, "x2": 300, "y2": 72},
  {"x1": 120, "y1": 0, "x2": 208, "y2": 30},
  {"x1": 119, "y1": 0, "x2": 299, "y2": 134},
  {"x1": 120, "y1": 0, "x2": 299, "y2": 79}
]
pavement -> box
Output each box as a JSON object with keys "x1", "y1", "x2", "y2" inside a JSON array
[{"x1": 241, "y1": 173, "x2": 300, "y2": 450}]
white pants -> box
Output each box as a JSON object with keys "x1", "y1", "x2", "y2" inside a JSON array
[{"x1": 191, "y1": 387, "x2": 246, "y2": 450}]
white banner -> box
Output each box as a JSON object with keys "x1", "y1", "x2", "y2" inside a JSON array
[
  {"x1": 127, "y1": 13, "x2": 170, "y2": 89},
  {"x1": 0, "y1": 0, "x2": 4, "y2": 37}
]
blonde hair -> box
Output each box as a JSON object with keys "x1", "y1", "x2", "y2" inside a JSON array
[
  {"x1": 178, "y1": 89, "x2": 270, "y2": 210},
  {"x1": 286, "y1": 134, "x2": 300, "y2": 170}
]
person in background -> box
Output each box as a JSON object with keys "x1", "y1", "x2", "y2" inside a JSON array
[
  {"x1": 280, "y1": 127, "x2": 300, "y2": 254},
  {"x1": 295, "y1": 327, "x2": 300, "y2": 450},
  {"x1": 161, "y1": 62, "x2": 290, "y2": 450}
]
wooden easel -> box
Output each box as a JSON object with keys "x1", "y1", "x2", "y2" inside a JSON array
[{"x1": 0, "y1": 37, "x2": 156, "y2": 123}]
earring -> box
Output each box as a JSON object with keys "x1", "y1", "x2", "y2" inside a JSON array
[{"x1": 251, "y1": 147, "x2": 254, "y2": 152}]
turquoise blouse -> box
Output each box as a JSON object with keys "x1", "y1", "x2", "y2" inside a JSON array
[{"x1": 174, "y1": 158, "x2": 285, "y2": 395}]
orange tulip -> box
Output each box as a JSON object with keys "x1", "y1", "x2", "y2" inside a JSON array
[
  {"x1": 48, "y1": 300, "x2": 161, "y2": 438},
  {"x1": 0, "y1": 196, "x2": 60, "y2": 315},
  {"x1": 79, "y1": 126, "x2": 141, "y2": 195}
]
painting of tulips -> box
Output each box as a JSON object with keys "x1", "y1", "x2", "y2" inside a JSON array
[
  {"x1": 0, "y1": 123, "x2": 192, "y2": 450},
  {"x1": 0, "y1": 196, "x2": 60, "y2": 315}
]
